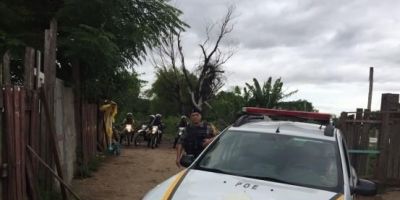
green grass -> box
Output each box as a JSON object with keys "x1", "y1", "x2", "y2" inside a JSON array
[
  {"x1": 75, "y1": 154, "x2": 105, "y2": 178},
  {"x1": 39, "y1": 187, "x2": 63, "y2": 200}
]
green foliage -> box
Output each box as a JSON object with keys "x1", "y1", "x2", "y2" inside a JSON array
[
  {"x1": 39, "y1": 189, "x2": 62, "y2": 200},
  {"x1": 1, "y1": 0, "x2": 187, "y2": 105},
  {"x1": 278, "y1": 100, "x2": 315, "y2": 111},
  {"x1": 75, "y1": 155, "x2": 105, "y2": 179},
  {"x1": 149, "y1": 67, "x2": 197, "y2": 116},
  {"x1": 57, "y1": 0, "x2": 187, "y2": 100},
  {"x1": 59, "y1": 0, "x2": 187, "y2": 64},
  {"x1": 208, "y1": 90, "x2": 246, "y2": 126},
  {"x1": 0, "y1": 0, "x2": 61, "y2": 54},
  {"x1": 162, "y1": 116, "x2": 181, "y2": 140},
  {"x1": 205, "y1": 78, "x2": 316, "y2": 129},
  {"x1": 245, "y1": 77, "x2": 298, "y2": 108}
]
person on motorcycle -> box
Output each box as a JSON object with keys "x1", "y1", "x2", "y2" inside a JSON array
[
  {"x1": 147, "y1": 114, "x2": 156, "y2": 127},
  {"x1": 145, "y1": 115, "x2": 156, "y2": 136},
  {"x1": 173, "y1": 115, "x2": 189, "y2": 148},
  {"x1": 178, "y1": 115, "x2": 189, "y2": 128},
  {"x1": 176, "y1": 107, "x2": 215, "y2": 167},
  {"x1": 154, "y1": 114, "x2": 164, "y2": 144},
  {"x1": 122, "y1": 112, "x2": 135, "y2": 126},
  {"x1": 120, "y1": 112, "x2": 135, "y2": 144}
]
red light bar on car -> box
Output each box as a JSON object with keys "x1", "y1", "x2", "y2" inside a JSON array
[{"x1": 243, "y1": 107, "x2": 332, "y2": 122}]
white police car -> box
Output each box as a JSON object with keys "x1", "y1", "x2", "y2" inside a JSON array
[{"x1": 143, "y1": 107, "x2": 377, "y2": 200}]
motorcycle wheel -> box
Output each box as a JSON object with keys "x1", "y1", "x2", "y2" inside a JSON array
[
  {"x1": 151, "y1": 135, "x2": 157, "y2": 149},
  {"x1": 157, "y1": 133, "x2": 162, "y2": 145},
  {"x1": 127, "y1": 132, "x2": 131, "y2": 146}
]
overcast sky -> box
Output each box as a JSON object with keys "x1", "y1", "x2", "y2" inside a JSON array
[{"x1": 137, "y1": 0, "x2": 400, "y2": 114}]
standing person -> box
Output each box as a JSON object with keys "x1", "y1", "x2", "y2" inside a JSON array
[
  {"x1": 100, "y1": 100, "x2": 118, "y2": 151},
  {"x1": 176, "y1": 108, "x2": 215, "y2": 167}
]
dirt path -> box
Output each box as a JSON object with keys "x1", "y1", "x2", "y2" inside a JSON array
[
  {"x1": 73, "y1": 144, "x2": 180, "y2": 200},
  {"x1": 73, "y1": 143, "x2": 400, "y2": 200}
]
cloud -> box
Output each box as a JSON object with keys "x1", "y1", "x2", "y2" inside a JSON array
[{"x1": 137, "y1": 0, "x2": 400, "y2": 114}]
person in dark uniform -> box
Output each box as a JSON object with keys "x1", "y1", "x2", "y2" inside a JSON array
[
  {"x1": 122, "y1": 112, "x2": 135, "y2": 126},
  {"x1": 154, "y1": 113, "x2": 164, "y2": 144},
  {"x1": 176, "y1": 108, "x2": 215, "y2": 167}
]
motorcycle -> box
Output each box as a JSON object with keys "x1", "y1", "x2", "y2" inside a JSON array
[
  {"x1": 148, "y1": 125, "x2": 160, "y2": 149},
  {"x1": 133, "y1": 124, "x2": 148, "y2": 146},
  {"x1": 157, "y1": 123, "x2": 164, "y2": 145},
  {"x1": 119, "y1": 124, "x2": 134, "y2": 146},
  {"x1": 173, "y1": 127, "x2": 185, "y2": 148}
]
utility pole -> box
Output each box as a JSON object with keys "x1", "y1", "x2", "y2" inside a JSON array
[{"x1": 367, "y1": 67, "x2": 374, "y2": 110}]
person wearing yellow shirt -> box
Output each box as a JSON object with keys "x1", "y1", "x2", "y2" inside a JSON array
[{"x1": 100, "y1": 100, "x2": 118, "y2": 150}]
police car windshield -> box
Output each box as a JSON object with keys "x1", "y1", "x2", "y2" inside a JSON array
[{"x1": 196, "y1": 130, "x2": 343, "y2": 193}]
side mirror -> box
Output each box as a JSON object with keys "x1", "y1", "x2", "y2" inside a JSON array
[
  {"x1": 353, "y1": 179, "x2": 377, "y2": 196},
  {"x1": 180, "y1": 155, "x2": 195, "y2": 168}
]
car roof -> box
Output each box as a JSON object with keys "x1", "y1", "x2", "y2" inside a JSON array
[{"x1": 228, "y1": 120, "x2": 337, "y2": 142}]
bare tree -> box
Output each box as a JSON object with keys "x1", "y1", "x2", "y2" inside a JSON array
[
  {"x1": 151, "y1": 6, "x2": 236, "y2": 112},
  {"x1": 150, "y1": 31, "x2": 186, "y2": 113}
]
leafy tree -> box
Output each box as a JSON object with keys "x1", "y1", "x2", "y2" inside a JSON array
[
  {"x1": 57, "y1": 0, "x2": 187, "y2": 100},
  {"x1": 148, "y1": 67, "x2": 196, "y2": 116},
  {"x1": 278, "y1": 100, "x2": 315, "y2": 112},
  {"x1": 0, "y1": 0, "x2": 62, "y2": 55},
  {"x1": 1, "y1": 0, "x2": 187, "y2": 102},
  {"x1": 244, "y1": 77, "x2": 298, "y2": 108},
  {"x1": 208, "y1": 89, "x2": 245, "y2": 127},
  {"x1": 109, "y1": 70, "x2": 145, "y2": 121}
]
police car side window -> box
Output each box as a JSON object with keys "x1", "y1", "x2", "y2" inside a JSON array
[{"x1": 342, "y1": 139, "x2": 351, "y2": 178}]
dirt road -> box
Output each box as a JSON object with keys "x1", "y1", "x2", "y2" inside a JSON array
[
  {"x1": 73, "y1": 144, "x2": 180, "y2": 200},
  {"x1": 73, "y1": 143, "x2": 400, "y2": 200}
]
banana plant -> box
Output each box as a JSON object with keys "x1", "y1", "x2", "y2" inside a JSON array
[{"x1": 245, "y1": 77, "x2": 297, "y2": 108}]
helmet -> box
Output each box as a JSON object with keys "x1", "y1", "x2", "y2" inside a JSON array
[
  {"x1": 127, "y1": 112, "x2": 133, "y2": 117},
  {"x1": 156, "y1": 113, "x2": 162, "y2": 118},
  {"x1": 181, "y1": 115, "x2": 187, "y2": 119}
]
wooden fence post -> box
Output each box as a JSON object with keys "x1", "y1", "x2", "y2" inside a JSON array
[
  {"x1": 376, "y1": 113, "x2": 390, "y2": 181},
  {"x1": 2, "y1": 52, "x2": 10, "y2": 85},
  {"x1": 0, "y1": 85, "x2": 2, "y2": 200},
  {"x1": 24, "y1": 47, "x2": 35, "y2": 90},
  {"x1": 43, "y1": 18, "x2": 58, "y2": 193},
  {"x1": 4, "y1": 87, "x2": 15, "y2": 200},
  {"x1": 0, "y1": 56, "x2": 3, "y2": 200},
  {"x1": 358, "y1": 109, "x2": 370, "y2": 176},
  {"x1": 40, "y1": 88, "x2": 67, "y2": 200},
  {"x1": 35, "y1": 51, "x2": 41, "y2": 89}
]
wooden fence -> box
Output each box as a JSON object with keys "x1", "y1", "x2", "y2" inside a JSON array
[
  {"x1": 3, "y1": 87, "x2": 28, "y2": 200},
  {"x1": 1, "y1": 19, "x2": 102, "y2": 199},
  {"x1": 1, "y1": 87, "x2": 100, "y2": 200},
  {"x1": 338, "y1": 93, "x2": 400, "y2": 183},
  {"x1": 81, "y1": 104, "x2": 99, "y2": 166}
]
